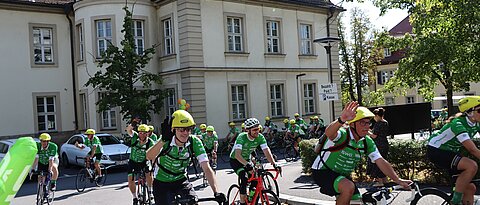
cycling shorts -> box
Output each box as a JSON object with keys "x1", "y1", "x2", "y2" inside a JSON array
[
  {"x1": 312, "y1": 168, "x2": 360, "y2": 200},
  {"x1": 127, "y1": 160, "x2": 151, "y2": 176},
  {"x1": 153, "y1": 177, "x2": 196, "y2": 205},
  {"x1": 427, "y1": 145, "x2": 462, "y2": 175},
  {"x1": 38, "y1": 163, "x2": 49, "y2": 172},
  {"x1": 87, "y1": 152, "x2": 103, "y2": 163}
]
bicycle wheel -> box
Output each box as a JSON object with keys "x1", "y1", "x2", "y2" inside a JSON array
[
  {"x1": 409, "y1": 188, "x2": 451, "y2": 205},
  {"x1": 75, "y1": 169, "x2": 87, "y2": 192},
  {"x1": 95, "y1": 166, "x2": 107, "y2": 187},
  {"x1": 284, "y1": 145, "x2": 296, "y2": 162},
  {"x1": 262, "y1": 172, "x2": 279, "y2": 197},
  {"x1": 36, "y1": 182, "x2": 44, "y2": 205},
  {"x1": 220, "y1": 146, "x2": 231, "y2": 163},
  {"x1": 255, "y1": 190, "x2": 281, "y2": 205},
  {"x1": 227, "y1": 184, "x2": 241, "y2": 205},
  {"x1": 47, "y1": 188, "x2": 55, "y2": 204}
]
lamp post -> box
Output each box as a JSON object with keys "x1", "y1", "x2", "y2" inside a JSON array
[
  {"x1": 314, "y1": 37, "x2": 340, "y2": 121},
  {"x1": 296, "y1": 73, "x2": 306, "y2": 116}
]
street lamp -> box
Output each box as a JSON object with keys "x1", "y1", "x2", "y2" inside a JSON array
[
  {"x1": 314, "y1": 37, "x2": 340, "y2": 121},
  {"x1": 296, "y1": 73, "x2": 306, "y2": 116}
]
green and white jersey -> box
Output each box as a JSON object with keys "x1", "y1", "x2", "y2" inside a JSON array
[
  {"x1": 129, "y1": 132, "x2": 155, "y2": 163},
  {"x1": 428, "y1": 116, "x2": 480, "y2": 153},
  {"x1": 311, "y1": 128, "x2": 382, "y2": 176},
  {"x1": 154, "y1": 135, "x2": 208, "y2": 182},
  {"x1": 36, "y1": 142, "x2": 58, "y2": 165},
  {"x1": 149, "y1": 133, "x2": 159, "y2": 142},
  {"x1": 229, "y1": 132, "x2": 268, "y2": 160},
  {"x1": 84, "y1": 136, "x2": 103, "y2": 154},
  {"x1": 201, "y1": 133, "x2": 218, "y2": 150},
  {"x1": 193, "y1": 127, "x2": 202, "y2": 136},
  {"x1": 288, "y1": 125, "x2": 305, "y2": 136},
  {"x1": 229, "y1": 127, "x2": 240, "y2": 136}
]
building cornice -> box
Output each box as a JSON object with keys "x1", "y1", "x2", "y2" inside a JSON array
[
  {"x1": 0, "y1": 0, "x2": 66, "y2": 14},
  {"x1": 74, "y1": 0, "x2": 153, "y2": 11},
  {"x1": 160, "y1": 67, "x2": 329, "y2": 76}
]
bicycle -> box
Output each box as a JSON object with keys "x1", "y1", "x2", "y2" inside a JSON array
[
  {"x1": 408, "y1": 177, "x2": 480, "y2": 205},
  {"x1": 133, "y1": 166, "x2": 153, "y2": 205},
  {"x1": 75, "y1": 156, "x2": 107, "y2": 192},
  {"x1": 218, "y1": 140, "x2": 234, "y2": 163},
  {"x1": 227, "y1": 161, "x2": 282, "y2": 205},
  {"x1": 173, "y1": 194, "x2": 227, "y2": 205},
  {"x1": 200, "y1": 151, "x2": 217, "y2": 187},
  {"x1": 32, "y1": 170, "x2": 55, "y2": 205},
  {"x1": 282, "y1": 137, "x2": 298, "y2": 162}
]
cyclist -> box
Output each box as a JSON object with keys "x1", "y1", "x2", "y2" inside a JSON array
[
  {"x1": 201, "y1": 125, "x2": 219, "y2": 168},
  {"x1": 146, "y1": 110, "x2": 225, "y2": 204},
  {"x1": 147, "y1": 125, "x2": 159, "y2": 142},
  {"x1": 126, "y1": 124, "x2": 155, "y2": 205},
  {"x1": 311, "y1": 101, "x2": 411, "y2": 205},
  {"x1": 285, "y1": 119, "x2": 304, "y2": 157},
  {"x1": 427, "y1": 96, "x2": 480, "y2": 205},
  {"x1": 75, "y1": 129, "x2": 103, "y2": 180},
  {"x1": 226, "y1": 122, "x2": 240, "y2": 145},
  {"x1": 294, "y1": 113, "x2": 308, "y2": 131},
  {"x1": 263, "y1": 116, "x2": 278, "y2": 142},
  {"x1": 282, "y1": 118, "x2": 290, "y2": 131},
  {"x1": 229, "y1": 118, "x2": 279, "y2": 205},
  {"x1": 193, "y1": 123, "x2": 206, "y2": 136},
  {"x1": 33, "y1": 133, "x2": 59, "y2": 191},
  {"x1": 241, "y1": 123, "x2": 246, "y2": 132}
]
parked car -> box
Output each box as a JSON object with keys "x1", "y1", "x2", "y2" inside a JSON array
[
  {"x1": 60, "y1": 133, "x2": 130, "y2": 168},
  {"x1": 0, "y1": 138, "x2": 40, "y2": 163}
]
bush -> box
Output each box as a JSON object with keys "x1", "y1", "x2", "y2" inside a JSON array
[{"x1": 299, "y1": 139, "x2": 318, "y2": 174}]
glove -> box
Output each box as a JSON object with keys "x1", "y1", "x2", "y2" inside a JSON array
[
  {"x1": 214, "y1": 192, "x2": 226, "y2": 203},
  {"x1": 273, "y1": 163, "x2": 282, "y2": 172},
  {"x1": 244, "y1": 162, "x2": 254, "y2": 171}
]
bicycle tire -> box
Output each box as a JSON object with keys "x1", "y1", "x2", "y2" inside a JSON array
[
  {"x1": 75, "y1": 169, "x2": 87, "y2": 192},
  {"x1": 262, "y1": 171, "x2": 279, "y2": 197},
  {"x1": 47, "y1": 187, "x2": 55, "y2": 205},
  {"x1": 36, "y1": 182, "x2": 43, "y2": 205},
  {"x1": 95, "y1": 166, "x2": 107, "y2": 187},
  {"x1": 220, "y1": 146, "x2": 231, "y2": 163},
  {"x1": 254, "y1": 189, "x2": 281, "y2": 205},
  {"x1": 284, "y1": 145, "x2": 296, "y2": 162},
  {"x1": 227, "y1": 184, "x2": 241, "y2": 204},
  {"x1": 409, "y1": 188, "x2": 451, "y2": 205}
]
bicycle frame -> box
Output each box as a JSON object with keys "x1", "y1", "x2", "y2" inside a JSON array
[{"x1": 246, "y1": 168, "x2": 280, "y2": 204}]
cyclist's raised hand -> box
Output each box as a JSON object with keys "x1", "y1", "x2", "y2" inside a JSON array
[{"x1": 340, "y1": 101, "x2": 359, "y2": 122}]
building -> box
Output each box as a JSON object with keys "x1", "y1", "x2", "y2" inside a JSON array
[
  {"x1": 0, "y1": 0, "x2": 343, "y2": 139},
  {"x1": 373, "y1": 16, "x2": 480, "y2": 109}
]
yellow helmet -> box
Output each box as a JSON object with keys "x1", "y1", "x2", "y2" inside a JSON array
[
  {"x1": 241, "y1": 123, "x2": 245, "y2": 128},
  {"x1": 289, "y1": 119, "x2": 296, "y2": 125},
  {"x1": 85, "y1": 129, "x2": 96, "y2": 135},
  {"x1": 39, "y1": 133, "x2": 51, "y2": 141},
  {"x1": 294, "y1": 113, "x2": 300, "y2": 117},
  {"x1": 206, "y1": 125, "x2": 215, "y2": 132},
  {"x1": 229, "y1": 122, "x2": 235, "y2": 126},
  {"x1": 309, "y1": 116, "x2": 314, "y2": 120},
  {"x1": 172, "y1": 110, "x2": 195, "y2": 128},
  {"x1": 347, "y1": 107, "x2": 375, "y2": 124},
  {"x1": 265, "y1": 116, "x2": 270, "y2": 121},
  {"x1": 258, "y1": 125, "x2": 263, "y2": 131},
  {"x1": 138, "y1": 124, "x2": 149, "y2": 132},
  {"x1": 283, "y1": 119, "x2": 289, "y2": 124},
  {"x1": 148, "y1": 125, "x2": 154, "y2": 132},
  {"x1": 313, "y1": 116, "x2": 319, "y2": 120},
  {"x1": 459, "y1": 96, "x2": 480, "y2": 112},
  {"x1": 200, "y1": 124, "x2": 207, "y2": 129}
]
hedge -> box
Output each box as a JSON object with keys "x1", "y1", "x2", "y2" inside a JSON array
[{"x1": 299, "y1": 138, "x2": 480, "y2": 184}]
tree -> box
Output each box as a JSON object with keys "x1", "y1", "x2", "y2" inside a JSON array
[
  {"x1": 338, "y1": 8, "x2": 384, "y2": 106},
  {"x1": 352, "y1": 0, "x2": 480, "y2": 115},
  {"x1": 86, "y1": 6, "x2": 168, "y2": 121}
]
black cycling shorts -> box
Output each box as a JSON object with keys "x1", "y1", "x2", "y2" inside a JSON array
[
  {"x1": 312, "y1": 168, "x2": 360, "y2": 197},
  {"x1": 153, "y1": 177, "x2": 196, "y2": 205},
  {"x1": 427, "y1": 145, "x2": 462, "y2": 175},
  {"x1": 37, "y1": 163, "x2": 49, "y2": 172},
  {"x1": 127, "y1": 160, "x2": 150, "y2": 176},
  {"x1": 87, "y1": 151, "x2": 103, "y2": 162}
]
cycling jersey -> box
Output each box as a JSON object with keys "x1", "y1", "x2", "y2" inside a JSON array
[
  {"x1": 229, "y1": 132, "x2": 268, "y2": 160},
  {"x1": 192, "y1": 127, "x2": 202, "y2": 136},
  {"x1": 288, "y1": 125, "x2": 305, "y2": 136},
  {"x1": 84, "y1": 136, "x2": 103, "y2": 154},
  {"x1": 264, "y1": 122, "x2": 278, "y2": 131},
  {"x1": 311, "y1": 128, "x2": 382, "y2": 176},
  {"x1": 229, "y1": 127, "x2": 240, "y2": 136},
  {"x1": 427, "y1": 116, "x2": 480, "y2": 153},
  {"x1": 130, "y1": 132, "x2": 155, "y2": 163},
  {"x1": 201, "y1": 133, "x2": 218, "y2": 150},
  {"x1": 149, "y1": 133, "x2": 159, "y2": 142},
  {"x1": 295, "y1": 118, "x2": 308, "y2": 129},
  {"x1": 36, "y1": 142, "x2": 58, "y2": 165},
  {"x1": 154, "y1": 135, "x2": 208, "y2": 182}
]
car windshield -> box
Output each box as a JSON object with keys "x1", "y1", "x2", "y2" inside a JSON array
[{"x1": 98, "y1": 135, "x2": 121, "y2": 145}]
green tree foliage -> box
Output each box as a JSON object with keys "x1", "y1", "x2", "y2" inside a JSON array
[
  {"x1": 338, "y1": 9, "x2": 384, "y2": 106},
  {"x1": 86, "y1": 6, "x2": 168, "y2": 121}
]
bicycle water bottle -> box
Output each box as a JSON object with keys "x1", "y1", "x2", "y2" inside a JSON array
[{"x1": 248, "y1": 188, "x2": 255, "y2": 201}]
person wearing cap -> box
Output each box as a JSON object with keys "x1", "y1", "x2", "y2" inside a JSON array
[
  {"x1": 311, "y1": 102, "x2": 411, "y2": 204},
  {"x1": 75, "y1": 129, "x2": 103, "y2": 180},
  {"x1": 285, "y1": 119, "x2": 304, "y2": 157},
  {"x1": 147, "y1": 125, "x2": 159, "y2": 142},
  {"x1": 263, "y1": 116, "x2": 278, "y2": 142},
  {"x1": 427, "y1": 96, "x2": 480, "y2": 205},
  {"x1": 226, "y1": 122, "x2": 240, "y2": 145},
  {"x1": 34, "y1": 133, "x2": 59, "y2": 191},
  {"x1": 146, "y1": 110, "x2": 225, "y2": 204},
  {"x1": 282, "y1": 118, "x2": 291, "y2": 131},
  {"x1": 201, "y1": 125, "x2": 219, "y2": 168},
  {"x1": 294, "y1": 113, "x2": 308, "y2": 131},
  {"x1": 241, "y1": 123, "x2": 246, "y2": 132}
]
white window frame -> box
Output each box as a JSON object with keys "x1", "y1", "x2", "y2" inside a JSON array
[
  {"x1": 231, "y1": 85, "x2": 248, "y2": 120},
  {"x1": 166, "y1": 88, "x2": 177, "y2": 116},
  {"x1": 406, "y1": 96, "x2": 415, "y2": 104},
  {"x1": 79, "y1": 92, "x2": 88, "y2": 129},
  {"x1": 384, "y1": 48, "x2": 391, "y2": 57},
  {"x1": 95, "y1": 19, "x2": 112, "y2": 58},
  {"x1": 98, "y1": 93, "x2": 117, "y2": 129},
  {"x1": 76, "y1": 23, "x2": 84, "y2": 62},
  {"x1": 303, "y1": 83, "x2": 316, "y2": 114},
  {"x1": 270, "y1": 84, "x2": 284, "y2": 117},
  {"x1": 385, "y1": 97, "x2": 395, "y2": 105},
  {"x1": 162, "y1": 18, "x2": 174, "y2": 56},
  {"x1": 33, "y1": 27, "x2": 54, "y2": 64},
  {"x1": 299, "y1": 24, "x2": 313, "y2": 55},
  {"x1": 36, "y1": 96, "x2": 57, "y2": 131},
  {"x1": 132, "y1": 20, "x2": 145, "y2": 55},
  {"x1": 266, "y1": 20, "x2": 281, "y2": 53},
  {"x1": 226, "y1": 16, "x2": 243, "y2": 52}
]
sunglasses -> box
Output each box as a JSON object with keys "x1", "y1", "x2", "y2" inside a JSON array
[
  {"x1": 41, "y1": 140, "x2": 49, "y2": 143},
  {"x1": 357, "y1": 120, "x2": 371, "y2": 127},
  {"x1": 177, "y1": 127, "x2": 193, "y2": 132},
  {"x1": 474, "y1": 108, "x2": 480, "y2": 114}
]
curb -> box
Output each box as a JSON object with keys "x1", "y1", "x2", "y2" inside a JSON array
[{"x1": 279, "y1": 193, "x2": 335, "y2": 205}]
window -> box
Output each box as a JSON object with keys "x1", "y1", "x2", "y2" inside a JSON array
[
  {"x1": 162, "y1": 18, "x2": 174, "y2": 56},
  {"x1": 33, "y1": 27, "x2": 54, "y2": 64},
  {"x1": 377, "y1": 70, "x2": 394, "y2": 85},
  {"x1": 132, "y1": 20, "x2": 145, "y2": 55},
  {"x1": 166, "y1": 88, "x2": 176, "y2": 116},
  {"x1": 227, "y1": 17, "x2": 243, "y2": 52},
  {"x1": 231, "y1": 85, "x2": 247, "y2": 120},
  {"x1": 406, "y1": 96, "x2": 415, "y2": 104},
  {"x1": 36, "y1": 96, "x2": 57, "y2": 131},
  {"x1": 304, "y1": 83, "x2": 316, "y2": 114},
  {"x1": 95, "y1": 19, "x2": 112, "y2": 58},
  {"x1": 270, "y1": 84, "x2": 284, "y2": 117},
  {"x1": 266, "y1": 20, "x2": 281, "y2": 53},
  {"x1": 385, "y1": 97, "x2": 395, "y2": 105},
  {"x1": 80, "y1": 93, "x2": 88, "y2": 129},
  {"x1": 99, "y1": 93, "x2": 116, "y2": 129},
  {"x1": 299, "y1": 24, "x2": 312, "y2": 55},
  {"x1": 76, "y1": 24, "x2": 84, "y2": 61},
  {"x1": 384, "y1": 48, "x2": 391, "y2": 57}
]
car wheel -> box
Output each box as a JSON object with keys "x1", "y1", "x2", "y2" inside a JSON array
[{"x1": 62, "y1": 153, "x2": 70, "y2": 168}]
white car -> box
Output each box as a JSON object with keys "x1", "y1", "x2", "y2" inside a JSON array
[
  {"x1": 0, "y1": 138, "x2": 40, "y2": 163},
  {"x1": 60, "y1": 133, "x2": 130, "y2": 168}
]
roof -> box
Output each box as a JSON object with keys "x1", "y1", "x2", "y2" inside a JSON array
[{"x1": 389, "y1": 16, "x2": 412, "y2": 36}]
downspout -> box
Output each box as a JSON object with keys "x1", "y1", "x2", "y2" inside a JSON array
[{"x1": 65, "y1": 3, "x2": 79, "y2": 131}]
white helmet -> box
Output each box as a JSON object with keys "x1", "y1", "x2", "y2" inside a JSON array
[{"x1": 244, "y1": 118, "x2": 260, "y2": 129}]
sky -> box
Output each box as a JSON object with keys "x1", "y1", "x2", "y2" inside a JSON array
[{"x1": 330, "y1": 0, "x2": 409, "y2": 33}]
